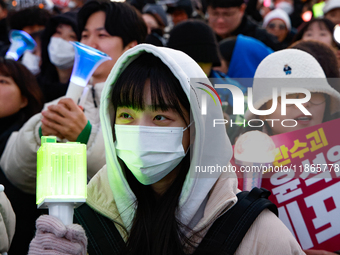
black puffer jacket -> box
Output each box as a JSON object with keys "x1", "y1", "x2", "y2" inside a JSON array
[{"x1": 216, "y1": 15, "x2": 281, "y2": 51}]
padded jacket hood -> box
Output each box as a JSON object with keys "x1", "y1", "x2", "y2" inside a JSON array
[{"x1": 100, "y1": 44, "x2": 236, "y2": 230}]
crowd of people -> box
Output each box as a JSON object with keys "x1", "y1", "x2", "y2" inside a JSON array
[{"x1": 0, "y1": 0, "x2": 340, "y2": 254}]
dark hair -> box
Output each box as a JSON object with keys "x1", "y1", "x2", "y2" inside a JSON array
[
  {"x1": 39, "y1": 11, "x2": 80, "y2": 99},
  {"x1": 0, "y1": 58, "x2": 44, "y2": 121},
  {"x1": 0, "y1": 0, "x2": 7, "y2": 10},
  {"x1": 290, "y1": 40, "x2": 339, "y2": 78},
  {"x1": 166, "y1": 0, "x2": 193, "y2": 18},
  {"x1": 111, "y1": 53, "x2": 193, "y2": 255},
  {"x1": 206, "y1": 0, "x2": 244, "y2": 8},
  {"x1": 219, "y1": 37, "x2": 237, "y2": 64},
  {"x1": 78, "y1": 0, "x2": 147, "y2": 47},
  {"x1": 111, "y1": 53, "x2": 190, "y2": 122},
  {"x1": 144, "y1": 12, "x2": 165, "y2": 29},
  {"x1": 292, "y1": 18, "x2": 336, "y2": 46},
  {"x1": 167, "y1": 20, "x2": 221, "y2": 67},
  {"x1": 8, "y1": 7, "x2": 51, "y2": 30},
  {"x1": 111, "y1": 52, "x2": 230, "y2": 255}
]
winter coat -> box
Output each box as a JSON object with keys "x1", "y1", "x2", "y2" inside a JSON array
[
  {"x1": 216, "y1": 15, "x2": 281, "y2": 51},
  {"x1": 0, "y1": 82, "x2": 106, "y2": 194},
  {"x1": 79, "y1": 44, "x2": 305, "y2": 254},
  {"x1": 0, "y1": 112, "x2": 46, "y2": 254}
]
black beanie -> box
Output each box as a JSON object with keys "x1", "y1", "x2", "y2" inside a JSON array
[
  {"x1": 50, "y1": 12, "x2": 80, "y2": 41},
  {"x1": 167, "y1": 0, "x2": 193, "y2": 18},
  {"x1": 206, "y1": 0, "x2": 244, "y2": 8},
  {"x1": 167, "y1": 20, "x2": 221, "y2": 66}
]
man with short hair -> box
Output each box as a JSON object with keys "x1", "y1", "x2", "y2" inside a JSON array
[
  {"x1": 206, "y1": 0, "x2": 280, "y2": 50},
  {"x1": 0, "y1": 0, "x2": 147, "y2": 194}
]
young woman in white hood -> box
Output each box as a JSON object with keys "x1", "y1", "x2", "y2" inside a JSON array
[{"x1": 28, "y1": 44, "x2": 305, "y2": 255}]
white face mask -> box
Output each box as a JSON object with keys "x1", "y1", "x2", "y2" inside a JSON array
[
  {"x1": 114, "y1": 124, "x2": 191, "y2": 185},
  {"x1": 21, "y1": 51, "x2": 41, "y2": 75},
  {"x1": 48, "y1": 37, "x2": 75, "y2": 69}
]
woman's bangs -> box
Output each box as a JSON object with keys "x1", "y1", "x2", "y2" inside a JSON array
[
  {"x1": 111, "y1": 63, "x2": 148, "y2": 111},
  {"x1": 111, "y1": 53, "x2": 188, "y2": 119},
  {"x1": 0, "y1": 59, "x2": 12, "y2": 78},
  {"x1": 149, "y1": 67, "x2": 185, "y2": 116}
]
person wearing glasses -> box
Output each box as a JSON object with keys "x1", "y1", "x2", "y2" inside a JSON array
[
  {"x1": 206, "y1": 0, "x2": 280, "y2": 50},
  {"x1": 243, "y1": 49, "x2": 340, "y2": 255},
  {"x1": 244, "y1": 49, "x2": 340, "y2": 136},
  {"x1": 263, "y1": 8, "x2": 294, "y2": 49}
]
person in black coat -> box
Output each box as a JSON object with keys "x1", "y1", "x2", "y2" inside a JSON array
[
  {"x1": 0, "y1": 58, "x2": 45, "y2": 255},
  {"x1": 206, "y1": 0, "x2": 281, "y2": 50},
  {"x1": 37, "y1": 12, "x2": 80, "y2": 103}
]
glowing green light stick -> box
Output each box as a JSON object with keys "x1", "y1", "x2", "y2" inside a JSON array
[{"x1": 37, "y1": 136, "x2": 87, "y2": 225}]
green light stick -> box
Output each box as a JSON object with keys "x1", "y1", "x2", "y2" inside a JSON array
[{"x1": 37, "y1": 136, "x2": 87, "y2": 225}]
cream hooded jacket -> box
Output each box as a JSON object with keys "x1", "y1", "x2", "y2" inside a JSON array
[
  {"x1": 0, "y1": 83, "x2": 106, "y2": 194},
  {"x1": 85, "y1": 44, "x2": 305, "y2": 254}
]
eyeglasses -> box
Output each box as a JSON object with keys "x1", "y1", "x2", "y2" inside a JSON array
[
  {"x1": 267, "y1": 23, "x2": 286, "y2": 30},
  {"x1": 278, "y1": 93, "x2": 327, "y2": 105}
]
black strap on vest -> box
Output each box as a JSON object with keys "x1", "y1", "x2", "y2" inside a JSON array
[
  {"x1": 74, "y1": 187, "x2": 277, "y2": 255},
  {"x1": 194, "y1": 187, "x2": 278, "y2": 255},
  {"x1": 74, "y1": 204, "x2": 125, "y2": 255}
]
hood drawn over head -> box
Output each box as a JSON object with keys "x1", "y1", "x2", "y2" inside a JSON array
[{"x1": 100, "y1": 44, "x2": 235, "y2": 230}]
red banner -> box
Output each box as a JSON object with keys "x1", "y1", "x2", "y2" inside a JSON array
[{"x1": 232, "y1": 118, "x2": 340, "y2": 251}]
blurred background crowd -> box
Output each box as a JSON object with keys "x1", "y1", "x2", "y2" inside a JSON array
[{"x1": 1, "y1": 0, "x2": 340, "y2": 253}]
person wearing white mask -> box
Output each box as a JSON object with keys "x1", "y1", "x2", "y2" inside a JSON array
[
  {"x1": 28, "y1": 44, "x2": 305, "y2": 255},
  {"x1": 36, "y1": 11, "x2": 79, "y2": 103},
  {"x1": 21, "y1": 30, "x2": 43, "y2": 76},
  {"x1": 0, "y1": 1, "x2": 147, "y2": 196}
]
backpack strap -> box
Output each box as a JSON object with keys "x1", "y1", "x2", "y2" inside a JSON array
[
  {"x1": 74, "y1": 203, "x2": 125, "y2": 255},
  {"x1": 195, "y1": 187, "x2": 278, "y2": 255}
]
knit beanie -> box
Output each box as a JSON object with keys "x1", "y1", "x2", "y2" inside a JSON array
[
  {"x1": 244, "y1": 49, "x2": 340, "y2": 120},
  {"x1": 167, "y1": 20, "x2": 221, "y2": 66},
  {"x1": 263, "y1": 8, "x2": 291, "y2": 32}
]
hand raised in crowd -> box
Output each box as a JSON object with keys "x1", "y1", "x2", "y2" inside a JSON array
[{"x1": 41, "y1": 98, "x2": 88, "y2": 141}]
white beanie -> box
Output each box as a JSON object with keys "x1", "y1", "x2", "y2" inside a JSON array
[
  {"x1": 244, "y1": 49, "x2": 340, "y2": 120},
  {"x1": 263, "y1": 8, "x2": 292, "y2": 32},
  {"x1": 323, "y1": 0, "x2": 340, "y2": 14}
]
